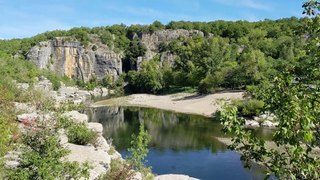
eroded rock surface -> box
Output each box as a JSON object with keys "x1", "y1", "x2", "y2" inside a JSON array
[{"x1": 27, "y1": 38, "x2": 122, "y2": 82}]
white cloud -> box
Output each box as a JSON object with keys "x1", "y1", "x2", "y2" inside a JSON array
[{"x1": 213, "y1": 0, "x2": 272, "y2": 11}]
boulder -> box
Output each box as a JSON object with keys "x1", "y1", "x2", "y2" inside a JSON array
[
  {"x1": 58, "y1": 85, "x2": 79, "y2": 97},
  {"x1": 88, "y1": 122, "x2": 103, "y2": 135},
  {"x1": 14, "y1": 102, "x2": 36, "y2": 113},
  {"x1": 16, "y1": 83, "x2": 29, "y2": 90},
  {"x1": 245, "y1": 120, "x2": 260, "y2": 127},
  {"x1": 4, "y1": 151, "x2": 21, "y2": 169},
  {"x1": 73, "y1": 99, "x2": 83, "y2": 105},
  {"x1": 90, "y1": 87, "x2": 109, "y2": 97},
  {"x1": 261, "y1": 120, "x2": 277, "y2": 128},
  {"x1": 259, "y1": 114, "x2": 268, "y2": 119},
  {"x1": 253, "y1": 116, "x2": 260, "y2": 121},
  {"x1": 17, "y1": 112, "x2": 38, "y2": 123},
  {"x1": 38, "y1": 111, "x2": 55, "y2": 122},
  {"x1": 33, "y1": 79, "x2": 53, "y2": 92},
  {"x1": 61, "y1": 111, "x2": 88, "y2": 123}
]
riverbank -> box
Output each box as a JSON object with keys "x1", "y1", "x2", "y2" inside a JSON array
[
  {"x1": 7, "y1": 78, "x2": 200, "y2": 180},
  {"x1": 93, "y1": 91, "x2": 244, "y2": 117}
]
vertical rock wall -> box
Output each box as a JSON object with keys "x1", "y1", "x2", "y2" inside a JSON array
[{"x1": 27, "y1": 38, "x2": 122, "y2": 82}]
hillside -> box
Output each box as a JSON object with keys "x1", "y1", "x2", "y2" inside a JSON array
[{"x1": 0, "y1": 17, "x2": 308, "y2": 93}]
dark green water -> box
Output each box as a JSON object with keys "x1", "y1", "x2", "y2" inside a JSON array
[{"x1": 87, "y1": 106, "x2": 274, "y2": 180}]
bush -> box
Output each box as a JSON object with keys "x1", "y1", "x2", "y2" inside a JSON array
[
  {"x1": 126, "y1": 59, "x2": 163, "y2": 94},
  {"x1": 57, "y1": 115, "x2": 73, "y2": 129},
  {"x1": 232, "y1": 99, "x2": 265, "y2": 117},
  {"x1": 6, "y1": 127, "x2": 90, "y2": 180},
  {"x1": 101, "y1": 159, "x2": 135, "y2": 180},
  {"x1": 67, "y1": 123, "x2": 97, "y2": 145}
]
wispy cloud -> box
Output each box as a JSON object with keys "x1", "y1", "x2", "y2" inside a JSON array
[
  {"x1": 104, "y1": 5, "x2": 191, "y2": 22},
  {"x1": 0, "y1": 20, "x2": 71, "y2": 39},
  {"x1": 213, "y1": 0, "x2": 272, "y2": 11}
]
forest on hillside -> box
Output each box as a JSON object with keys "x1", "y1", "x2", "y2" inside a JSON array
[{"x1": 0, "y1": 17, "x2": 311, "y2": 94}]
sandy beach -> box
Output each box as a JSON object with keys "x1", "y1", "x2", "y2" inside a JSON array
[{"x1": 93, "y1": 91, "x2": 244, "y2": 117}]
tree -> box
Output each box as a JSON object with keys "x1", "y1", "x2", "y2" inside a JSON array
[
  {"x1": 127, "y1": 59, "x2": 163, "y2": 93},
  {"x1": 218, "y1": 1, "x2": 320, "y2": 179}
]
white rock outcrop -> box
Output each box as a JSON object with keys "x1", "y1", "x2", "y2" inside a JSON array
[
  {"x1": 65, "y1": 143, "x2": 111, "y2": 180},
  {"x1": 61, "y1": 111, "x2": 88, "y2": 123},
  {"x1": 88, "y1": 122, "x2": 104, "y2": 135}
]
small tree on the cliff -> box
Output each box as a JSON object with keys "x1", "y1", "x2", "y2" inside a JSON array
[{"x1": 218, "y1": 1, "x2": 320, "y2": 179}]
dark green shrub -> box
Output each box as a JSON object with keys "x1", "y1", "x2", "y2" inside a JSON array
[
  {"x1": 67, "y1": 123, "x2": 97, "y2": 145},
  {"x1": 232, "y1": 99, "x2": 265, "y2": 117},
  {"x1": 57, "y1": 116, "x2": 73, "y2": 129}
]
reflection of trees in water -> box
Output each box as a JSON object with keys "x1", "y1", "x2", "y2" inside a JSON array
[
  {"x1": 88, "y1": 106, "x2": 270, "y2": 153},
  {"x1": 86, "y1": 106, "x2": 126, "y2": 138}
]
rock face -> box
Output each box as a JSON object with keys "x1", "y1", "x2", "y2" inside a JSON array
[
  {"x1": 27, "y1": 30, "x2": 206, "y2": 79},
  {"x1": 27, "y1": 37, "x2": 122, "y2": 82},
  {"x1": 138, "y1": 29, "x2": 205, "y2": 68}
]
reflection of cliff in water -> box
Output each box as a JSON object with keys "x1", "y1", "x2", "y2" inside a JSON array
[{"x1": 87, "y1": 106, "x2": 229, "y2": 153}]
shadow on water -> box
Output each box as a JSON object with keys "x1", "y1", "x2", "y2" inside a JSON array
[{"x1": 86, "y1": 106, "x2": 274, "y2": 180}]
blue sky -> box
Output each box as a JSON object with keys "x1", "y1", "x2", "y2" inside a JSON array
[{"x1": 0, "y1": 0, "x2": 306, "y2": 39}]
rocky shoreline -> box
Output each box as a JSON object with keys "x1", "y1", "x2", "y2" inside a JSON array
[{"x1": 6, "y1": 78, "x2": 198, "y2": 180}]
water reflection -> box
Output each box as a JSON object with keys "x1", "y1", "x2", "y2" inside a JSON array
[{"x1": 87, "y1": 106, "x2": 272, "y2": 180}]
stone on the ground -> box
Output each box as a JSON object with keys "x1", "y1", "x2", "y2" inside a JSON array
[
  {"x1": 253, "y1": 116, "x2": 260, "y2": 121},
  {"x1": 14, "y1": 102, "x2": 36, "y2": 113},
  {"x1": 61, "y1": 111, "x2": 88, "y2": 123},
  {"x1": 90, "y1": 87, "x2": 108, "y2": 97},
  {"x1": 58, "y1": 85, "x2": 79, "y2": 97},
  {"x1": 245, "y1": 120, "x2": 260, "y2": 127},
  {"x1": 5, "y1": 160, "x2": 19, "y2": 168},
  {"x1": 4, "y1": 151, "x2": 21, "y2": 168},
  {"x1": 34, "y1": 79, "x2": 53, "y2": 92},
  {"x1": 73, "y1": 99, "x2": 83, "y2": 105},
  {"x1": 17, "y1": 112, "x2": 38, "y2": 123},
  {"x1": 38, "y1": 111, "x2": 55, "y2": 122},
  {"x1": 267, "y1": 114, "x2": 276, "y2": 121},
  {"x1": 155, "y1": 174, "x2": 199, "y2": 180},
  {"x1": 261, "y1": 120, "x2": 277, "y2": 127},
  {"x1": 259, "y1": 114, "x2": 268, "y2": 119},
  {"x1": 16, "y1": 83, "x2": 29, "y2": 90}
]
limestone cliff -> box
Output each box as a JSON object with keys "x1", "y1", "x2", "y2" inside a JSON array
[
  {"x1": 27, "y1": 29, "x2": 205, "y2": 81},
  {"x1": 27, "y1": 37, "x2": 122, "y2": 82},
  {"x1": 137, "y1": 29, "x2": 205, "y2": 68}
]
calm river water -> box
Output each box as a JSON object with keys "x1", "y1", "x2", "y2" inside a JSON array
[{"x1": 86, "y1": 106, "x2": 274, "y2": 180}]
